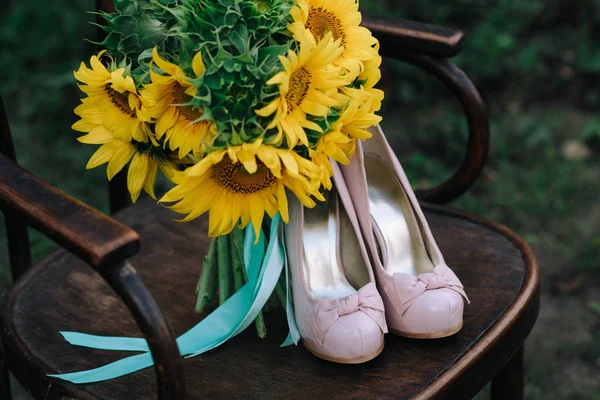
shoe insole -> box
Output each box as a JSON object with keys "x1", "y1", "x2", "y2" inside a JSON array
[
  {"x1": 303, "y1": 188, "x2": 365, "y2": 299},
  {"x1": 364, "y1": 154, "x2": 435, "y2": 276}
]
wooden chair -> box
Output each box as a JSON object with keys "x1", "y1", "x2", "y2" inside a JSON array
[{"x1": 0, "y1": 1, "x2": 539, "y2": 399}]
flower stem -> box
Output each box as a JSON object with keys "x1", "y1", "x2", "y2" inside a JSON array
[
  {"x1": 274, "y1": 277, "x2": 287, "y2": 308},
  {"x1": 217, "y1": 235, "x2": 232, "y2": 305},
  {"x1": 232, "y1": 233, "x2": 244, "y2": 293},
  {"x1": 207, "y1": 258, "x2": 219, "y2": 306},
  {"x1": 231, "y1": 228, "x2": 245, "y2": 265},
  {"x1": 253, "y1": 295, "x2": 268, "y2": 338},
  {"x1": 195, "y1": 238, "x2": 217, "y2": 313}
]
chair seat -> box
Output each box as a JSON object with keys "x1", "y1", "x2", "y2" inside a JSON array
[{"x1": 0, "y1": 199, "x2": 539, "y2": 400}]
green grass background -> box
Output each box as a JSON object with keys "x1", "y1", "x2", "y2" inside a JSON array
[{"x1": 1, "y1": 1, "x2": 600, "y2": 399}]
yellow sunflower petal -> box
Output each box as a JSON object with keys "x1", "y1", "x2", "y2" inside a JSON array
[
  {"x1": 187, "y1": 150, "x2": 227, "y2": 177},
  {"x1": 208, "y1": 194, "x2": 227, "y2": 236},
  {"x1": 111, "y1": 71, "x2": 137, "y2": 94},
  {"x1": 255, "y1": 99, "x2": 279, "y2": 117},
  {"x1": 277, "y1": 150, "x2": 299, "y2": 177},
  {"x1": 77, "y1": 126, "x2": 115, "y2": 144},
  {"x1": 192, "y1": 51, "x2": 206, "y2": 78},
  {"x1": 106, "y1": 141, "x2": 136, "y2": 180},
  {"x1": 144, "y1": 160, "x2": 159, "y2": 200},
  {"x1": 249, "y1": 198, "x2": 265, "y2": 244},
  {"x1": 89, "y1": 53, "x2": 109, "y2": 77},
  {"x1": 127, "y1": 153, "x2": 150, "y2": 203},
  {"x1": 86, "y1": 141, "x2": 121, "y2": 169},
  {"x1": 159, "y1": 162, "x2": 180, "y2": 183},
  {"x1": 276, "y1": 183, "x2": 289, "y2": 223},
  {"x1": 152, "y1": 47, "x2": 179, "y2": 77}
]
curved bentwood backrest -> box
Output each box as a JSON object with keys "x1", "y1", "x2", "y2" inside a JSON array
[{"x1": 363, "y1": 16, "x2": 490, "y2": 205}]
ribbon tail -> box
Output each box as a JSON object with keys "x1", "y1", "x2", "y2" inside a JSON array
[
  {"x1": 49, "y1": 214, "x2": 285, "y2": 383},
  {"x1": 177, "y1": 282, "x2": 256, "y2": 356},
  {"x1": 49, "y1": 352, "x2": 154, "y2": 384},
  {"x1": 59, "y1": 332, "x2": 150, "y2": 352},
  {"x1": 280, "y1": 227, "x2": 300, "y2": 347}
]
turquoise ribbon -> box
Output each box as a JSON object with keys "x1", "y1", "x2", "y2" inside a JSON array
[
  {"x1": 281, "y1": 230, "x2": 301, "y2": 346},
  {"x1": 50, "y1": 213, "x2": 300, "y2": 384}
]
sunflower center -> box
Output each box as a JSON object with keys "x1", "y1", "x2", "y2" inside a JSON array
[
  {"x1": 306, "y1": 7, "x2": 345, "y2": 44},
  {"x1": 172, "y1": 84, "x2": 203, "y2": 121},
  {"x1": 105, "y1": 85, "x2": 136, "y2": 118},
  {"x1": 286, "y1": 68, "x2": 311, "y2": 113},
  {"x1": 216, "y1": 159, "x2": 277, "y2": 194},
  {"x1": 181, "y1": 105, "x2": 205, "y2": 121}
]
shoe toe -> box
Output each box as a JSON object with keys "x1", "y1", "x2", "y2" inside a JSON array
[
  {"x1": 321, "y1": 312, "x2": 384, "y2": 362},
  {"x1": 399, "y1": 288, "x2": 464, "y2": 337}
]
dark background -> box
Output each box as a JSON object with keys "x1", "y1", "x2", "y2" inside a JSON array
[{"x1": 1, "y1": 1, "x2": 599, "y2": 399}]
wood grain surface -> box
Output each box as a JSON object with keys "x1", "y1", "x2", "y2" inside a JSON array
[{"x1": 1, "y1": 199, "x2": 539, "y2": 399}]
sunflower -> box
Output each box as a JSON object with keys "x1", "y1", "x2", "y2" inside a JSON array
[
  {"x1": 140, "y1": 48, "x2": 216, "y2": 159},
  {"x1": 288, "y1": 0, "x2": 378, "y2": 75},
  {"x1": 309, "y1": 88, "x2": 381, "y2": 177},
  {"x1": 73, "y1": 52, "x2": 150, "y2": 143},
  {"x1": 335, "y1": 88, "x2": 382, "y2": 160},
  {"x1": 309, "y1": 149, "x2": 334, "y2": 190},
  {"x1": 314, "y1": 129, "x2": 353, "y2": 165},
  {"x1": 161, "y1": 140, "x2": 324, "y2": 239},
  {"x1": 336, "y1": 88, "x2": 382, "y2": 142},
  {"x1": 358, "y1": 42, "x2": 385, "y2": 113},
  {"x1": 256, "y1": 33, "x2": 349, "y2": 148},
  {"x1": 80, "y1": 127, "x2": 178, "y2": 203}
]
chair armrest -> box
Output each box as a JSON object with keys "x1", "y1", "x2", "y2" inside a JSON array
[
  {"x1": 363, "y1": 15, "x2": 463, "y2": 58},
  {"x1": 0, "y1": 153, "x2": 139, "y2": 268},
  {"x1": 103, "y1": 261, "x2": 185, "y2": 400},
  {"x1": 0, "y1": 153, "x2": 186, "y2": 398}
]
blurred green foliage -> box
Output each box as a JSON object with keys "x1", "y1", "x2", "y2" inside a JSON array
[
  {"x1": 1, "y1": 1, "x2": 599, "y2": 399},
  {"x1": 0, "y1": 0, "x2": 107, "y2": 289},
  {"x1": 359, "y1": 0, "x2": 600, "y2": 280},
  {"x1": 362, "y1": 0, "x2": 600, "y2": 109}
]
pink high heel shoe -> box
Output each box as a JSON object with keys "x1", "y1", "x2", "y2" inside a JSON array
[
  {"x1": 342, "y1": 125, "x2": 469, "y2": 339},
  {"x1": 285, "y1": 163, "x2": 387, "y2": 363}
]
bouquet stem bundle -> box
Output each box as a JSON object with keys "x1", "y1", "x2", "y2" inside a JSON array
[{"x1": 195, "y1": 228, "x2": 286, "y2": 338}]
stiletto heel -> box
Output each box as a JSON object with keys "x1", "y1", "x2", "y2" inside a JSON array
[
  {"x1": 342, "y1": 125, "x2": 469, "y2": 339},
  {"x1": 286, "y1": 163, "x2": 387, "y2": 363}
]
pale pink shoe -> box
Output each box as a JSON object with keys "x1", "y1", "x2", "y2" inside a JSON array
[
  {"x1": 341, "y1": 125, "x2": 470, "y2": 339},
  {"x1": 285, "y1": 163, "x2": 387, "y2": 363}
]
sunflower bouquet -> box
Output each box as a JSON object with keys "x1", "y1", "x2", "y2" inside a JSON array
[{"x1": 73, "y1": 0, "x2": 383, "y2": 335}]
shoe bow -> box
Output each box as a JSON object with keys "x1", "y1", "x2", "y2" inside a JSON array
[
  {"x1": 310, "y1": 282, "x2": 388, "y2": 344},
  {"x1": 386, "y1": 264, "x2": 470, "y2": 316}
]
